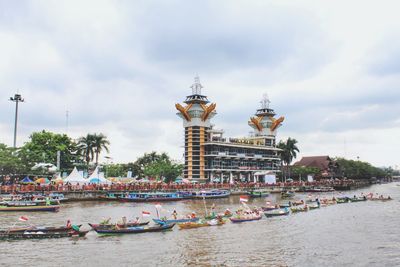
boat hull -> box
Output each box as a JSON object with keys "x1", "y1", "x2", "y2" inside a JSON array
[
  {"x1": 93, "y1": 223, "x2": 175, "y2": 234},
  {"x1": 0, "y1": 231, "x2": 88, "y2": 240},
  {"x1": 118, "y1": 197, "x2": 185, "y2": 202},
  {"x1": 153, "y1": 218, "x2": 199, "y2": 224},
  {"x1": 0, "y1": 205, "x2": 60, "y2": 212},
  {"x1": 88, "y1": 222, "x2": 149, "y2": 229},
  {"x1": 264, "y1": 210, "x2": 290, "y2": 217},
  {"x1": 229, "y1": 215, "x2": 262, "y2": 223}
]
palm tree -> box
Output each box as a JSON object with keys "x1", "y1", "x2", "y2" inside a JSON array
[
  {"x1": 92, "y1": 133, "x2": 110, "y2": 166},
  {"x1": 277, "y1": 137, "x2": 299, "y2": 182},
  {"x1": 77, "y1": 134, "x2": 95, "y2": 168}
]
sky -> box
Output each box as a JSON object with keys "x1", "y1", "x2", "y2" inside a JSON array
[{"x1": 0, "y1": 0, "x2": 399, "y2": 168}]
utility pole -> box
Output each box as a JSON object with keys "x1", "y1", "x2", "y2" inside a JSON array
[{"x1": 9, "y1": 93, "x2": 24, "y2": 148}]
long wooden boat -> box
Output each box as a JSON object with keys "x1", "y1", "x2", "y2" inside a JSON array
[
  {"x1": 368, "y1": 197, "x2": 392, "y2": 201},
  {"x1": 178, "y1": 220, "x2": 225, "y2": 229},
  {"x1": 261, "y1": 205, "x2": 279, "y2": 211},
  {"x1": 247, "y1": 189, "x2": 270, "y2": 198},
  {"x1": 281, "y1": 191, "x2": 295, "y2": 198},
  {"x1": 291, "y1": 200, "x2": 305, "y2": 206},
  {"x1": 308, "y1": 204, "x2": 320, "y2": 210},
  {"x1": 0, "y1": 230, "x2": 88, "y2": 240},
  {"x1": 88, "y1": 221, "x2": 149, "y2": 229},
  {"x1": 204, "y1": 212, "x2": 232, "y2": 220},
  {"x1": 98, "y1": 192, "x2": 125, "y2": 201},
  {"x1": 348, "y1": 197, "x2": 367, "y2": 202},
  {"x1": 195, "y1": 190, "x2": 231, "y2": 199},
  {"x1": 336, "y1": 198, "x2": 349, "y2": 204},
  {"x1": 229, "y1": 215, "x2": 262, "y2": 223},
  {"x1": 118, "y1": 192, "x2": 186, "y2": 202},
  {"x1": 0, "y1": 225, "x2": 81, "y2": 234},
  {"x1": 303, "y1": 187, "x2": 335, "y2": 192},
  {"x1": 0, "y1": 205, "x2": 60, "y2": 212},
  {"x1": 264, "y1": 208, "x2": 290, "y2": 217},
  {"x1": 153, "y1": 218, "x2": 199, "y2": 224},
  {"x1": 290, "y1": 206, "x2": 308, "y2": 213},
  {"x1": 93, "y1": 223, "x2": 175, "y2": 235},
  {"x1": 279, "y1": 203, "x2": 292, "y2": 208}
]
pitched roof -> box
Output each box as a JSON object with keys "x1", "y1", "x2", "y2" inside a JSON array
[{"x1": 294, "y1": 156, "x2": 332, "y2": 170}]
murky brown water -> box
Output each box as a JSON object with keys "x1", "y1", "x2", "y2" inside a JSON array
[{"x1": 0, "y1": 183, "x2": 399, "y2": 267}]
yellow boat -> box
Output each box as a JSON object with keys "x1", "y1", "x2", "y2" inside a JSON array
[{"x1": 178, "y1": 220, "x2": 225, "y2": 230}]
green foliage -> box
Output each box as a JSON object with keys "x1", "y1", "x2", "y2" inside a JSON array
[
  {"x1": 0, "y1": 143, "x2": 25, "y2": 175},
  {"x1": 335, "y1": 157, "x2": 388, "y2": 180},
  {"x1": 103, "y1": 163, "x2": 127, "y2": 177},
  {"x1": 143, "y1": 158, "x2": 183, "y2": 183},
  {"x1": 291, "y1": 166, "x2": 320, "y2": 178},
  {"x1": 132, "y1": 152, "x2": 170, "y2": 178},
  {"x1": 277, "y1": 137, "x2": 300, "y2": 181},
  {"x1": 102, "y1": 152, "x2": 183, "y2": 182},
  {"x1": 277, "y1": 137, "x2": 299, "y2": 166},
  {"x1": 19, "y1": 130, "x2": 79, "y2": 173}
]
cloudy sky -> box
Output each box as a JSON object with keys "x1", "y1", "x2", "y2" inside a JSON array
[{"x1": 1, "y1": 0, "x2": 399, "y2": 167}]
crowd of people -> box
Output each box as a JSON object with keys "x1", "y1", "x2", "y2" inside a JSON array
[{"x1": 0, "y1": 179, "x2": 369, "y2": 194}]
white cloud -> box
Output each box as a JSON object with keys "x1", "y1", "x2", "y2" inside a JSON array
[{"x1": 0, "y1": 0, "x2": 399, "y2": 167}]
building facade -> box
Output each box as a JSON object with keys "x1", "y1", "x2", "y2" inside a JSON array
[{"x1": 176, "y1": 77, "x2": 284, "y2": 183}]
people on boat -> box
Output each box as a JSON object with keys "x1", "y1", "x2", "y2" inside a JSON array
[
  {"x1": 120, "y1": 216, "x2": 127, "y2": 227},
  {"x1": 224, "y1": 209, "x2": 232, "y2": 217},
  {"x1": 45, "y1": 197, "x2": 51, "y2": 206},
  {"x1": 172, "y1": 209, "x2": 178, "y2": 219},
  {"x1": 210, "y1": 203, "x2": 216, "y2": 217}
]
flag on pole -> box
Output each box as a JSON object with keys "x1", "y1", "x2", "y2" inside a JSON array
[
  {"x1": 142, "y1": 211, "x2": 151, "y2": 217},
  {"x1": 239, "y1": 195, "x2": 249, "y2": 203},
  {"x1": 19, "y1": 216, "x2": 28, "y2": 222},
  {"x1": 155, "y1": 203, "x2": 162, "y2": 209}
]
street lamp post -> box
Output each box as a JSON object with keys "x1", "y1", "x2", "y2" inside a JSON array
[{"x1": 9, "y1": 93, "x2": 24, "y2": 148}]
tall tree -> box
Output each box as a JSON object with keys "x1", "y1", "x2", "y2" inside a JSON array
[
  {"x1": 77, "y1": 134, "x2": 95, "y2": 168},
  {"x1": 133, "y1": 152, "x2": 170, "y2": 178},
  {"x1": 92, "y1": 133, "x2": 110, "y2": 166},
  {"x1": 277, "y1": 137, "x2": 300, "y2": 182},
  {"x1": 19, "y1": 130, "x2": 79, "y2": 174}
]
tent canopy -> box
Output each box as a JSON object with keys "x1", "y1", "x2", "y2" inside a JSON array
[
  {"x1": 64, "y1": 167, "x2": 87, "y2": 185},
  {"x1": 21, "y1": 176, "x2": 34, "y2": 183},
  {"x1": 88, "y1": 166, "x2": 111, "y2": 184}
]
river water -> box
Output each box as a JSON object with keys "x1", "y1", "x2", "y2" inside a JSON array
[{"x1": 0, "y1": 183, "x2": 399, "y2": 267}]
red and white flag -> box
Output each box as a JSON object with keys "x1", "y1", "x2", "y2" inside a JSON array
[
  {"x1": 155, "y1": 203, "x2": 162, "y2": 209},
  {"x1": 19, "y1": 216, "x2": 29, "y2": 222},
  {"x1": 142, "y1": 211, "x2": 151, "y2": 217},
  {"x1": 239, "y1": 196, "x2": 249, "y2": 203}
]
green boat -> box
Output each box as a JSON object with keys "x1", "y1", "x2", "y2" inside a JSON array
[
  {"x1": 248, "y1": 189, "x2": 270, "y2": 198},
  {"x1": 336, "y1": 198, "x2": 349, "y2": 204},
  {"x1": 348, "y1": 197, "x2": 367, "y2": 202},
  {"x1": 204, "y1": 213, "x2": 232, "y2": 220},
  {"x1": 308, "y1": 204, "x2": 320, "y2": 210}
]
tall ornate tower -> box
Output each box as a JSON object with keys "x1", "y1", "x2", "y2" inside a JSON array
[
  {"x1": 176, "y1": 76, "x2": 217, "y2": 180},
  {"x1": 248, "y1": 94, "x2": 285, "y2": 137}
]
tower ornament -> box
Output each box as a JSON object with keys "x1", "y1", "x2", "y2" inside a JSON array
[
  {"x1": 175, "y1": 103, "x2": 193, "y2": 121},
  {"x1": 200, "y1": 103, "x2": 217, "y2": 121}
]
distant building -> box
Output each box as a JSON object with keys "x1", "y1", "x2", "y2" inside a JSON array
[
  {"x1": 294, "y1": 156, "x2": 340, "y2": 178},
  {"x1": 175, "y1": 77, "x2": 284, "y2": 183}
]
